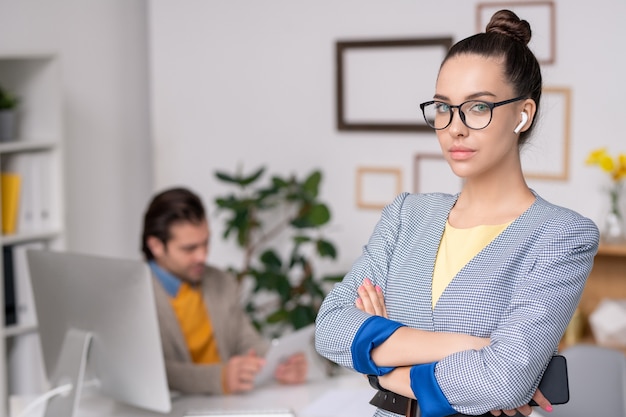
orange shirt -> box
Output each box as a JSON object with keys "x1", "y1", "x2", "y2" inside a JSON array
[{"x1": 169, "y1": 282, "x2": 221, "y2": 364}]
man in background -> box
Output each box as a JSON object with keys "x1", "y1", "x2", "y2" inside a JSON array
[{"x1": 141, "y1": 187, "x2": 307, "y2": 395}]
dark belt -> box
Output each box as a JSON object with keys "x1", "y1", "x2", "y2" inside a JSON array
[
  {"x1": 369, "y1": 389, "x2": 507, "y2": 417},
  {"x1": 369, "y1": 389, "x2": 414, "y2": 416},
  {"x1": 368, "y1": 374, "x2": 417, "y2": 416}
]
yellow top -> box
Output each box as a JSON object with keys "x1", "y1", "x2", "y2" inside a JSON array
[
  {"x1": 432, "y1": 221, "x2": 511, "y2": 308},
  {"x1": 169, "y1": 282, "x2": 221, "y2": 364}
]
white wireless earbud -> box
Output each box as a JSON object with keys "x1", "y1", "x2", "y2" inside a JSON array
[{"x1": 514, "y1": 111, "x2": 529, "y2": 134}]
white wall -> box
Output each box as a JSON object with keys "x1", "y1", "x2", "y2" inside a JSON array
[
  {"x1": 0, "y1": 0, "x2": 153, "y2": 259},
  {"x1": 0, "y1": 0, "x2": 624, "y2": 268},
  {"x1": 149, "y1": 0, "x2": 626, "y2": 274}
]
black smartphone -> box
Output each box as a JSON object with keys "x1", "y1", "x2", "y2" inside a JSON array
[{"x1": 529, "y1": 355, "x2": 569, "y2": 406}]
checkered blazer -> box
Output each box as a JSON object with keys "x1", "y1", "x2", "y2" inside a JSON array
[{"x1": 315, "y1": 191, "x2": 599, "y2": 416}]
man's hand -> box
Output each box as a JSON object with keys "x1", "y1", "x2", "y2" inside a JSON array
[
  {"x1": 274, "y1": 352, "x2": 308, "y2": 385},
  {"x1": 490, "y1": 388, "x2": 553, "y2": 416},
  {"x1": 224, "y1": 349, "x2": 265, "y2": 393}
]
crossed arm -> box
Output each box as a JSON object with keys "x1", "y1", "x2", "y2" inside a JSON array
[{"x1": 356, "y1": 278, "x2": 553, "y2": 417}]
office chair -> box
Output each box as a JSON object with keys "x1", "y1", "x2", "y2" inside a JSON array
[{"x1": 549, "y1": 344, "x2": 626, "y2": 417}]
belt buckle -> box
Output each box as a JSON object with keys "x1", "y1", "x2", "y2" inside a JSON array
[{"x1": 369, "y1": 390, "x2": 413, "y2": 415}]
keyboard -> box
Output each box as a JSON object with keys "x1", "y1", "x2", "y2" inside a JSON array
[{"x1": 184, "y1": 409, "x2": 296, "y2": 417}]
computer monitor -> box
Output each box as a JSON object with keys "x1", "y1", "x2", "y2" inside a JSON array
[{"x1": 26, "y1": 249, "x2": 171, "y2": 416}]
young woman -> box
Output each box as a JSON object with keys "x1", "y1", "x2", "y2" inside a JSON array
[{"x1": 315, "y1": 10, "x2": 599, "y2": 417}]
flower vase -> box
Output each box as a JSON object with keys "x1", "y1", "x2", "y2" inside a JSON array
[{"x1": 602, "y1": 184, "x2": 625, "y2": 243}]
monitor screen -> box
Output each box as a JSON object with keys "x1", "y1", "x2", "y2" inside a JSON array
[{"x1": 26, "y1": 249, "x2": 171, "y2": 416}]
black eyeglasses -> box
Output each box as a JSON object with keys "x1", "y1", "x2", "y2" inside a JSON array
[{"x1": 419, "y1": 96, "x2": 526, "y2": 130}]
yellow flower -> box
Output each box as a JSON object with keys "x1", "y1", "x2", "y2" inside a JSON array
[
  {"x1": 617, "y1": 154, "x2": 626, "y2": 181},
  {"x1": 586, "y1": 148, "x2": 626, "y2": 182},
  {"x1": 586, "y1": 148, "x2": 608, "y2": 164}
]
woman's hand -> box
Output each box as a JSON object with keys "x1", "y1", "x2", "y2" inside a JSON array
[
  {"x1": 490, "y1": 388, "x2": 553, "y2": 416},
  {"x1": 356, "y1": 278, "x2": 489, "y2": 366},
  {"x1": 355, "y1": 278, "x2": 387, "y2": 318}
]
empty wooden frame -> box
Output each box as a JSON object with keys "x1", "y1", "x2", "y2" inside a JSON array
[
  {"x1": 356, "y1": 167, "x2": 403, "y2": 210},
  {"x1": 336, "y1": 37, "x2": 453, "y2": 132},
  {"x1": 522, "y1": 86, "x2": 571, "y2": 181}
]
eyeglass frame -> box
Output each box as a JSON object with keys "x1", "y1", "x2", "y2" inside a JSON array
[{"x1": 419, "y1": 95, "x2": 528, "y2": 130}]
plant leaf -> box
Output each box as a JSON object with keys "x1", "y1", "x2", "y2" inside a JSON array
[
  {"x1": 215, "y1": 166, "x2": 265, "y2": 187},
  {"x1": 290, "y1": 305, "x2": 316, "y2": 329},
  {"x1": 302, "y1": 170, "x2": 322, "y2": 198},
  {"x1": 260, "y1": 250, "x2": 282, "y2": 270},
  {"x1": 316, "y1": 239, "x2": 337, "y2": 259},
  {"x1": 322, "y1": 274, "x2": 345, "y2": 283},
  {"x1": 266, "y1": 308, "x2": 290, "y2": 324},
  {"x1": 292, "y1": 203, "x2": 330, "y2": 228}
]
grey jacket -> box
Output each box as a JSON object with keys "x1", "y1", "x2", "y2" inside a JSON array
[{"x1": 153, "y1": 264, "x2": 268, "y2": 394}]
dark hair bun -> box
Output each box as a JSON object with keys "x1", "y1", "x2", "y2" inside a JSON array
[{"x1": 485, "y1": 9, "x2": 531, "y2": 45}]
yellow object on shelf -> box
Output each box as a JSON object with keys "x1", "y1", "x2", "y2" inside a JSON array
[{"x1": 1, "y1": 172, "x2": 21, "y2": 234}]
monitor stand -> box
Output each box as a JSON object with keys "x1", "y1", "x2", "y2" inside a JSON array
[{"x1": 44, "y1": 328, "x2": 93, "y2": 417}]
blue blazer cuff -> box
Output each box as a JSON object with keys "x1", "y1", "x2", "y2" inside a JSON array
[
  {"x1": 410, "y1": 362, "x2": 456, "y2": 417},
  {"x1": 351, "y1": 315, "x2": 403, "y2": 375}
]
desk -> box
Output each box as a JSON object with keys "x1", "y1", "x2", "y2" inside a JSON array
[
  {"x1": 11, "y1": 371, "x2": 377, "y2": 417},
  {"x1": 11, "y1": 371, "x2": 552, "y2": 417}
]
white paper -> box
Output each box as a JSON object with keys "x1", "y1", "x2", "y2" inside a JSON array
[{"x1": 299, "y1": 387, "x2": 376, "y2": 417}]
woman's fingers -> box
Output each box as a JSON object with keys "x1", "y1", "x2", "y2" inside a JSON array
[
  {"x1": 531, "y1": 388, "x2": 553, "y2": 413},
  {"x1": 356, "y1": 278, "x2": 387, "y2": 318}
]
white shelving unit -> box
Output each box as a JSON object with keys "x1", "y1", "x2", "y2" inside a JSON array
[{"x1": 0, "y1": 52, "x2": 65, "y2": 415}]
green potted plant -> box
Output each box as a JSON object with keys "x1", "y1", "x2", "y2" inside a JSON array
[
  {"x1": 0, "y1": 84, "x2": 19, "y2": 142},
  {"x1": 214, "y1": 166, "x2": 344, "y2": 338}
]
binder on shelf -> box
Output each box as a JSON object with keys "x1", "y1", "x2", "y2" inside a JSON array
[
  {"x1": 5, "y1": 153, "x2": 38, "y2": 233},
  {"x1": 3, "y1": 245, "x2": 17, "y2": 326},
  {"x1": 1, "y1": 172, "x2": 21, "y2": 234},
  {"x1": 12, "y1": 242, "x2": 43, "y2": 328},
  {"x1": 6, "y1": 243, "x2": 48, "y2": 395},
  {"x1": 25, "y1": 153, "x2": 43, "y2": 231},
  {"x1": 35, "y1": 152, "x2": 52, "y2": 229}
]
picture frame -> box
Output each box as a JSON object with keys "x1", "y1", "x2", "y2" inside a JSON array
[
  {"x1": 355, "y1": 166, "x2": 403, "y2": 210},
  {"x1": 413, "y1": 153, "x2": 462, "y2": 194},
  {"x1": 336, "y1": 37, "x2": 453, "y2": 132},
  {"x1": 521, "y1": 86, "x2": 571, "y2": 181},
  {"x1": 476, "y1": 1, "x2": 556, "y2": 65}
]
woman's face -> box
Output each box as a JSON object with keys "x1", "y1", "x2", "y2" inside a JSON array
[{"x1": 434, "y1": 53, "x2": 527, "y2": 181}]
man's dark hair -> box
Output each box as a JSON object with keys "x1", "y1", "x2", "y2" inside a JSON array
[{"x1": 141, "y1": 187, "x2": 206, "y2": 260}]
